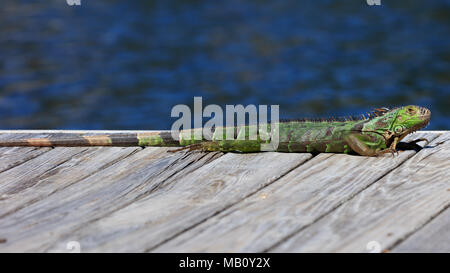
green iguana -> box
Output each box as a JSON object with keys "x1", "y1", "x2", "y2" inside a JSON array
[{"x1": 0, "y1": 105, "x2": 430, "y2": 156}]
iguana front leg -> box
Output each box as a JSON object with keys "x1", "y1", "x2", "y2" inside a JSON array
[
  {"x1": 386, "y1": 137, "x2": 429, "y2": 155},
  {"x1": 388, "y1": 136, "x2": 400, "y2": 156}
]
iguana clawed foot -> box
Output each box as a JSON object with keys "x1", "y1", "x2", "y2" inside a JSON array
[{"x1": 375, "y1": 138, "x2": 429, "y2": 157}]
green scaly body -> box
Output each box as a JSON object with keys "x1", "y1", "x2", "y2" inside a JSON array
[{"x1": 0, "y1": 105, "x2": 430, "y2": 156}]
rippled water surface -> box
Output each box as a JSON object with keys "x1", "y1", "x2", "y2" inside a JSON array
[{"x1": 0, "y1": 0, "x2": 449, "y2": 129}]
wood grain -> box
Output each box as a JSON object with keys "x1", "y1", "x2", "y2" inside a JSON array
[
  {"x1": 44, "y1": 152, "x2": 312, "y2": 252},
  {"x1": 0, "y1": 147, "x2": 223, "y2": 252},
  {"x1": 0, "y1": 132, "x2": 106, "y2": 175},
  {"x1": 0, "y1": 147, "x2": 91, "y2": 195},
  {"x1": 153, "y1": 133, "x2": 440, "y2": 252},
  {"x1": 0, "y1": 131, "x2": 446, "y2": 253},
  {"x1": 0, "y1": 146, "x2": 141, "y2": 218},
  {"x1": 271, "y1": 132, "x2": 450, "y2": 252},
  {"x1": 391, "y1": 208, "x2": 450, "y2": 253},
  {"x1": 0, "y1": 133, "x2": 53, "y2": 174}
]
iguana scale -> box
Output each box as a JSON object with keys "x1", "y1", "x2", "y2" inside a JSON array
[{"x1": 0, "y1": 105, "x2": 430, "y2": 156}]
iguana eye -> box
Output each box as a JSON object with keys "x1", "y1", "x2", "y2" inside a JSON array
[
  {"x1": 406, "y1": 107, "x2": 416, "y2": 114},
  {"x1": 394, "y1": 125, "x2": 404, "y2": 134}
]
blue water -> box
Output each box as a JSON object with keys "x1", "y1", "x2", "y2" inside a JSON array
[{"x1": 0, "y1": 0, "x2": 449, "y2": 129}]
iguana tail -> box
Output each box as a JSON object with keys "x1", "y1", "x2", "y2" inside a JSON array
[{"x1": 0, "y1": 132, "x2": 182, "y2": 147}]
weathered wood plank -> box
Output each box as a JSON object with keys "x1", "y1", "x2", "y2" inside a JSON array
[
  {"x1": 0, "y1": 147, "x2": 91, "y2": 195},
  {"x1": 44, "y1": 152, "x2": 312, "y2": 252},
  {"x1": 153, "y1": 132, "x2": 440, "y2": 252},
  {"x1": 270, "y1": 132, "x2": 450, "y2": 252},
  {"x1": 0, "y1": 148, "x2": 223, "y2": 252},
  {"x1": 0, "y1": 146, "x2": 141, "y2": 218},
  {"x1": 0, "y1": 133, "x2": 53, "y2": 174},
  {"x1": 391, "y1": 207, "x2": 450, "y2": 253},
  {"x1": 0, "y1": 131, "x2": 444, "y2": 252},
  {"x1": 0, "y1": 132, "x2": 106, "y2": 175},
  {"x1": 0, "y1": 147, "x2": 51, "y2": 174}
]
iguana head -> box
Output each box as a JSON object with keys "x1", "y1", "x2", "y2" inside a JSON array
[{"x1": 367, "y1": 105, "x2": 431, "y2": 141}]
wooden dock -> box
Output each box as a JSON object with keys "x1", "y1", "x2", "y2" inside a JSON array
[{"x1": 0, "y1": 130, "x2": 448, "y2": 253}]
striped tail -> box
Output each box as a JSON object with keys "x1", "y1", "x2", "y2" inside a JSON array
[{"x1": 0, "y1": 132, "x2": 181, "y2": 147}]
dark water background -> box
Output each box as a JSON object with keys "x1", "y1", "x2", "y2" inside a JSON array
[{"x1": 0, "y1": 0, "x2": 449, "y2": 130}]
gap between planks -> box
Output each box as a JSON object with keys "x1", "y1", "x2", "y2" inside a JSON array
[
  {"x1": 0, "y1": 147, "x2": 225, "y2": 252},
  {"x1": 0, "y1": 131, "x2": 444, "y2": 252},
  {"x1": 44, "y1": 152, "x2": 314, "y2": 252},
  {"x1": 0, "y1": 147, "x2": 143, "y2": 219},
  {"x1": 391, "y1": 206, "x2": 450, "y2": 252},
  {"x1": 152, "y1": 132, "x2": 443, "y2": 252},
  {"x1": 146, "y1": 153, "x2": 318, "y2": 252},
  {"x1": 268, "y1": 132, "x2": 449, "y2": 252},
  {"x1": 0, "y1": 132, "x2": 101, "y2": 176},
  {"x1": 62, "y1": 132, "x2": 439, "y2": 252}
]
